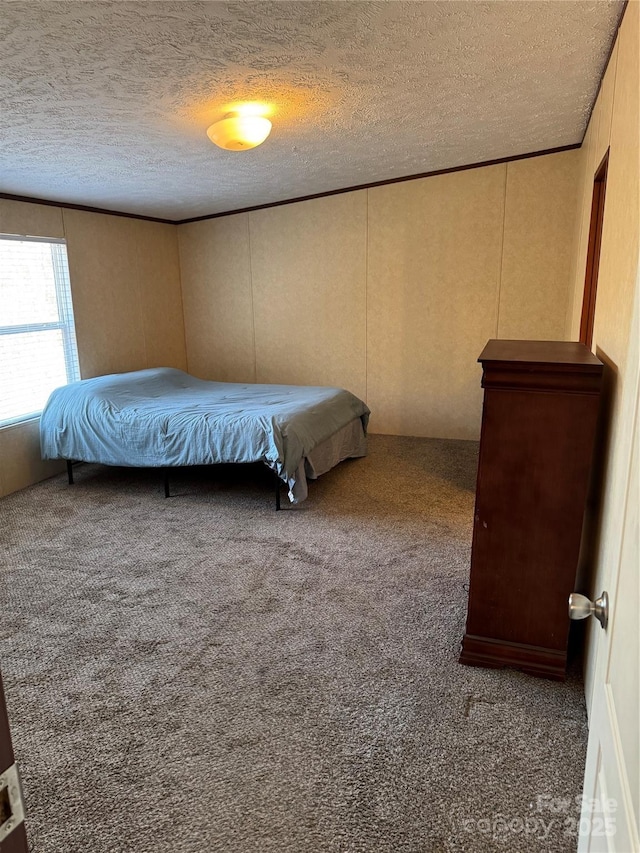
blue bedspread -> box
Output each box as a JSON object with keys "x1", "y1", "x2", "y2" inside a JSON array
[{"x1": 40, "y1": 368, "x2": 369, "y2": 492}]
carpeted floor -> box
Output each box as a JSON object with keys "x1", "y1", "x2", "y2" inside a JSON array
[{"x1": 0, "y1": 435, "x2": 588, "y2": 853}]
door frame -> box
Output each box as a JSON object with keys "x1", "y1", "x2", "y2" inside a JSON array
[
  {"x1": 580, "y1": 151, "x2": 610, "y2": 349},
  {"x1": 0, "y1": 671, "x2": 28, "y2": 852}
]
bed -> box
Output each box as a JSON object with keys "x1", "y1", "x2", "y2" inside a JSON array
[{"x1": 40, "y1": 367, "x2": 370, "y2": 507}]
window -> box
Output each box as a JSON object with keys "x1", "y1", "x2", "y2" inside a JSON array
[{"x1": 0, "y1": 235, "x2": 80, "y2": 426}]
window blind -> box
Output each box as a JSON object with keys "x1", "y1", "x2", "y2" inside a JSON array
[{"x1": 0, "y1": 235, "x2": 80, "y2": 426}]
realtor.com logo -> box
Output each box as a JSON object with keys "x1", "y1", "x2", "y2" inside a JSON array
[{"x1": 449, "y1": 794, "x2": 617, "y2": 843}]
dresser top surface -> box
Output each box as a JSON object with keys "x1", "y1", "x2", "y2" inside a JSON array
[{"x1": 479, "y1": 340, "x2": 603, "y2": 368}]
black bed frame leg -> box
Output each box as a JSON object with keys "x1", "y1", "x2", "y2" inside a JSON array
[
  {"x1": 163, "y1": 469, "x2": 170, "y2": 498},
  {"x1": 66, "y1": 460, "x2": 74, "y2": 485},
  {"x1": 275, "y1": 476, "x2": 281, "y2": 511}
]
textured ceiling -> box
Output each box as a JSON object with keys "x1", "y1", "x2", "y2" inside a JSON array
[{"x1": 0, "y1": 1, "x2": 623, "y2": 220}]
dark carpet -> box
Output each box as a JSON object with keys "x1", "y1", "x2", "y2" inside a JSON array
[{"x1": 0, "y1": 435, "x2": 588, "y2": 853}]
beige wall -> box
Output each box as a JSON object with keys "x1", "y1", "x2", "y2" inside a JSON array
[
  {"x1": 251, "y1": 192, "x2": 368, "y2": 399},
  {"x1": 63, "y1": 210, "x2": 185, "y2": 378},
  {"x1": 564, "y1": 0, "x2": 639, "y2": 758},
  {"x1": 0, "y1": 200, "x2": 186, "y2": 498},
  {"x1": 179, "y1": 149, "x2": 579, "y2": 439},
  {"x1": 178, "y1": 214, "x2": 254, "y2": 384},
  {"x1": 367, "y1": 165, "x2": 505, "y2": 438},
  {"x1": 0, "y1": 128, "x2": 583, "y2": 498}
]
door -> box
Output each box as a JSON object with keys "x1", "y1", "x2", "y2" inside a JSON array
[
  {"x1": 578, "y1": 284, "x2": 639, "y2": 852},
  {"x1": 0, "y1": 671, "x2": 27, "y2": 852}
]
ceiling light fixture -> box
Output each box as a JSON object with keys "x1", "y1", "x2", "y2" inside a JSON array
[{"x1": 206, "y1": 113, "x2": 272, "y2": 151}]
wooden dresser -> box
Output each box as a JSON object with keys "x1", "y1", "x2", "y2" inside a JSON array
[{"x1": 460, "y1": 340, "x2": 603, "y2": 680}]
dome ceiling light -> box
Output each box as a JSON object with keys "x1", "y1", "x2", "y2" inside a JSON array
[{"x1": 206, "y1": 113, "x2": 272, "y2": 151}]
